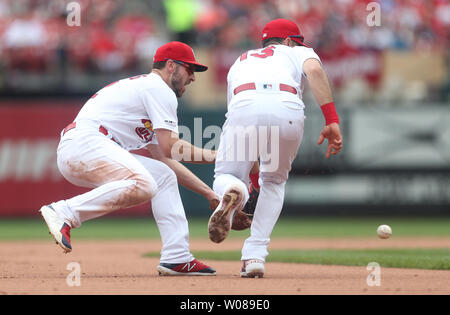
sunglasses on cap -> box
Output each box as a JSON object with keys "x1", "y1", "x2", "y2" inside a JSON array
[{"x1": 167, "y1": 59, "x2": 195, "y2": 76}]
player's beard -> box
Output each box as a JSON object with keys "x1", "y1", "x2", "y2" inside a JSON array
[{"x1": 170, "y1": 67, "x2": 185, "y2": 98}]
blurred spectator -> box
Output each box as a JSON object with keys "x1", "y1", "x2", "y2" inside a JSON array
[
  {"x1": 0, "y1": 0, "x2": 447, "y2": 104},
  {"x1": 2, "y1": 4, "x2": 48, "y2": 72},
  {"x1": 3, "y1": 15, "x2": 46, "y2": 48},
  {"x1": 163, "y1": 0, "x2": 199, "y2": 44},
  {"x1": 134, "y1": 28, "x2": 167, "y2": 71},
  {"x1": 193, "y1": 0, "x2": 449, "y2": 105}
]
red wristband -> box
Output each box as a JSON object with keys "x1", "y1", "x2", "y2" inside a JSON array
[
  {"x1": 249, "y1": 172, "x2": 260, "y2": 189},
  {"x1": 320, "y1": 102, "x2": 340, "y2": 125}
]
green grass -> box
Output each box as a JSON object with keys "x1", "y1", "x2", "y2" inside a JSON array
[
  {"x1": 2, "y1": 216, "x2": 449, "y2": 270},
  {"x1": 145, "y1": 248, "x2": 450, "y2": 270},
  {"x1": 0, "y1": 217, "x2": 450, "y2": 240},
  {"x1": 270, "y1": 217, "x2": 450, "y2": 238},
  {"x1": 0, "y1": 218, "x2": 161, "y2": 240}
]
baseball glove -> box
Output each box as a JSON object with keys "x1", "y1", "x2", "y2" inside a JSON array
[{"x1": 231, "y1": 183, "x2": 259, "y2": 230}]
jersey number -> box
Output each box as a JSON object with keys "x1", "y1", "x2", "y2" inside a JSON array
[{"x1": 240, "y1": 46, "x2": 275, "y2": 61}]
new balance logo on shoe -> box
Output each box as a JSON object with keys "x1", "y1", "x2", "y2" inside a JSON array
[
  {"x1": 181, "y1": 262, "x2": 197, "y2": 272},
  {"x1": 157, "y1": 258, "x2": 216, "y2": 276}
]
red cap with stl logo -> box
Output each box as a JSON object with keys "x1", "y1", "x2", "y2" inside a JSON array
[
  {"x1": 153, "y1": 41, "x2": 208, "y2": 72},
  {"x1": 261, "y1": 19, "x2": 309, "y2": 47}
]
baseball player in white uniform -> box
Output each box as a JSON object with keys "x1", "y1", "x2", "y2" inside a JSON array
[
  {"x1": 39, "y1": 41, "x2": 219, "y2": 276},
  {"x1": 208, "y1": 19, "x2": 343, "y2": 278}
]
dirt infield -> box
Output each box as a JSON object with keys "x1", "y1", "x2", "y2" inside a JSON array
[{"x1": 1, "y1": 238, "x2": 449, "y2": 295}]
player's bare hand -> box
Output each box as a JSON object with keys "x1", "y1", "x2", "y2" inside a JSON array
[
  {"x1": 317, "y1": 123, "x2": 342, "y2": 158},
  {"x1": 206, "y1": 190, "x2": 220, "y2": 211},
  {"x1": 209, "y1": 198, "x2": 220, "y2": 211}
]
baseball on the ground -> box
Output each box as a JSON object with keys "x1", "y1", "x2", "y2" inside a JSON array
[{"x1": 377, "y1": 225, "x2": 392, "y2": 239}]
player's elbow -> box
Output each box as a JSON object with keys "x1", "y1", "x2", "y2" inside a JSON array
[
  {"x1": 305, "y1": 65, "x2": 324, "y2": 79},
  {"x1": 154, "y1": 129, "x2": 179, "y2": 159},
  {"x1": 156, "y1": 143, "x2": 170, "y2": 158},
  {"x1": 158, "y1": 141, "x2": 175, "y2": 159},
  {"x1": 146, "y1": 143, "x2": 168, "y2": 161},
  {"x1": 303, "y1": 59, "x2": 324, "y2": 78}
]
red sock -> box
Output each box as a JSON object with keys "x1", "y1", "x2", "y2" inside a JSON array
[{"x1": 249, "y1": 172, "x2": 260, "y2": 189}]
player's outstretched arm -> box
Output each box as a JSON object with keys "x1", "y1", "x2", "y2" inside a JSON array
[
  {"x1": 155, "y1": 129, "x2": 216, "y2": 164},
  {"x1": 146, "y1": 143, "x2": 219, "y2": 210},
  {"x1": 304, "y1": 58, "x2": 343, "y2": 158}
]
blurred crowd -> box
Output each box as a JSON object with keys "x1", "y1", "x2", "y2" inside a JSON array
[
  {"x1": 0, "y1": 0, "x2": 164, "y2": 74},
  {"x1": 0, "y1": 0, "x2": 448, "y2": 103}
]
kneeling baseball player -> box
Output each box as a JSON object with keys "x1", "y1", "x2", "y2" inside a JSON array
[{"x1": 39, "y1": 42, "x2": 220, "y2": 276}]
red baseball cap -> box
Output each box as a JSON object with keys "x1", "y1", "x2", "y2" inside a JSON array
[
  {"x1": 153, "y1": 41, "x2": 208, "y2": 72},
  {"x1": 261, "y1": 18, "x2": 309, "y2": 47}
]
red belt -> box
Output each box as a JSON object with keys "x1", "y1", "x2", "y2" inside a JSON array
[
  {"x1": 62, "y1": 122, "x2": 118, "y2": 143},
  {"x1": 233, "y1": 83, "x2": 297, "y2": 95}
]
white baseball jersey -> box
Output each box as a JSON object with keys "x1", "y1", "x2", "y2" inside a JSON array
[
  {"x1": 227, "y1": 45, "x2": 321, "y2": 111},
  {"x1": 215, "y1": 44, "x2": 321, "y2": 262},
  {"x1": 74, "y1": 73, "x2": 179, "y2": 151}
]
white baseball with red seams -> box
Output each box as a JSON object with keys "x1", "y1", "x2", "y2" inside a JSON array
[{"x1": 377, "y1": 225, "x2": 392, "y2": 239}]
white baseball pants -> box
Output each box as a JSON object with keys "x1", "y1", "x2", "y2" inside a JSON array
[
  {"x1": 51, "y1": 120, "x2": 193, "y2": 264},
  {"x1": 214, "y1": 94, "x2": 305, "y2": 262}
]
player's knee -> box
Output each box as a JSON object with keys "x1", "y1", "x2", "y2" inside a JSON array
[{"x1": 132, "y1": 173, "x2": 158, "y2": 202}]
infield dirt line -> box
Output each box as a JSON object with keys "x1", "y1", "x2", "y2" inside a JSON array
[
  {"x1": 2, "y1": 237, "x2": 450, "y2": 252},
  {"x1": 1, "y1": 240, "x2": 449, "y2": 295}
]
